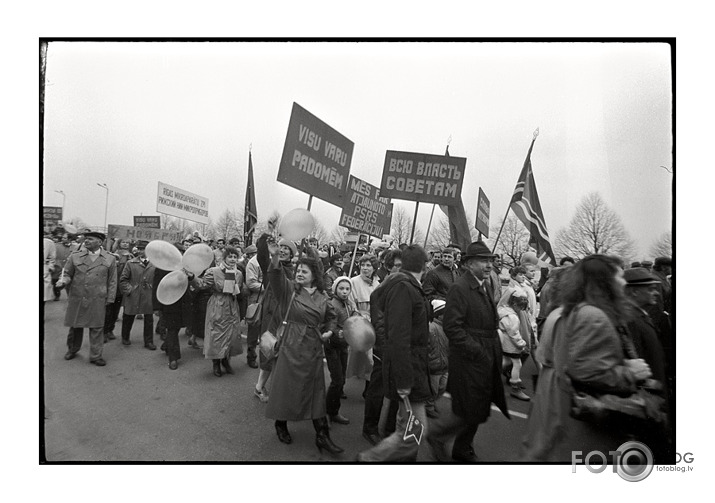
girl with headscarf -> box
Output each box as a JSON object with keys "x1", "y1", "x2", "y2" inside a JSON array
[{"x1": 497, "y1": 287, "x2": 531, "y2": 401}]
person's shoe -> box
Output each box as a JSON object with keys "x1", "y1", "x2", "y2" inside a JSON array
[
  {"x1": 64, "y1": 351, "x2": 76, "y2": 361},
  {"x1": 188, "y1": 337, "x2": 200, "y2": 349},
  {"x1": 316, "y1": 430, "x2": 344, "y2": 455},
  {"x1": 106, "y1": 331, "x2": 117, "y2": 340},
  {"x1": 275, "y1": 424, "x2": 292, "y2": 444},
  {"x1": 247, "y1": 359, "x2": 258, "y2": 369},
  {"x1": 144, "y1": 343, "x2": 157, "y2": 350},
  {"x1": 160, "y1": 342, "x2": 167, "y2": 352},
  {"x1": 452, "y1": 448, "x2": 478, "y2": 463},
  {"x1": 510, "y1": 385, "x2": 530, "y2": 401},
  {"x1": 122, "y1": 339, "x2": 131, "y2": 346},
  {"x1": 362, "y1": 431, "x2": 380, "y2": 446},
  {"x1": 213, "y1": 360, "x2": 223, "y2": 377},
  {"x1": 340, "y1": 392, "x2": 347, "y2": 399},
  {"x1": 221, "y1": 357, "x2": 234, "y2": 375},
  {"x1": 91, "y1": 358, "x2": 107, "y2": 367},
  {"x1": 254, "y1": 387, "x2": 269, "y2": 403},
  {"x1": 329, "y1": 413, "x2": 350, "y2": 425},
  {"x1": 169, "y1": 360, "x2": 178, "y2": 370}
]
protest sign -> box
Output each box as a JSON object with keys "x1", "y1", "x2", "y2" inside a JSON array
[
  {"x1": 134, "y1": 216, "x2": 161, "y2": 229},
  {"x1": 339, "y1": 175, "x2": 393, "y2": 238},
  {"x1": 108, "y1": 224, "x2": 183, "y2": 244},
  {"x1": 43, "y1": 206, "x2": 63, "y2": 224},
  {"x1": 475, "y1": 187, "x2": 490, "y2": 238},
  {"x1": 277, "y1": 102, "x2": 353, "y2": 207},
  {"x1": 156, "y1": 182, "x2": 209, "y2": 225},
  {"x1": 379, "y1": 150, "x2": 466, "y2": 206}
]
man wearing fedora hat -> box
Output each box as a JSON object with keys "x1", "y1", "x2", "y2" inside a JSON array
[
  {"x1": 119, "y1": 240, "x2": 157, "y2": 350},
  {"x1": 624, "y1": 267, "x2": 673, "y2": 462},
  {"x1": 427, "y1": 240, "x2": 510, "y2": 462},
  {"x1": 56, "y1": 230, "x2": 117, "y2": 366}
]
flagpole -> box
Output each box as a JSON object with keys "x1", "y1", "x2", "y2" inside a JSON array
[
  {"x1": 423, "y1": 203, "x2": 436, "y2": 248},
  {"x1": 409, "y1": 201, "x2": 420, "y2": 245},
  {"x1": 491, "y1": 128, "x2": 539, "y2": 253},
  {"x1": 347, "y1": 233, "x2": 362, "y2": 277}
]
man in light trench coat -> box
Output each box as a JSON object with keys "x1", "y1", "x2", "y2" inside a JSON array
[{"x1": 56, "y1": 231, "x2": 117, "y2": 366}]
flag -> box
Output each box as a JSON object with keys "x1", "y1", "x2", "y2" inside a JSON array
[
  {"x1": 243, "y1": 151, "x2": 258, "y2": 246},
  {"x1": 438, "y1": 145, "x2": 472, "y2": 252},
  {"x1": 509, "y1": 138, "x2": 556, "y2": 265}
]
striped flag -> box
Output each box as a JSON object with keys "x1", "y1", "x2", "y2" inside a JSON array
[
  {"x1": 243, "y1": 151, "x2": 258, "y2": 246},
  {"x1": 509, "y1": 136, "x2": 556, "y2": 265}
]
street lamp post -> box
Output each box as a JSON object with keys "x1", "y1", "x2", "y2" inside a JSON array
[
  {"x1": 97, "y1": 183, "x2": 109, "y2": 232},
  {"x1": 54, "y1": 190, "x2": 65, "y2": 218}
]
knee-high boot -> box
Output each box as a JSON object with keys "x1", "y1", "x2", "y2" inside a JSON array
[{"x1": 212, "y1": 359, "x2": 222, "y2": 377}]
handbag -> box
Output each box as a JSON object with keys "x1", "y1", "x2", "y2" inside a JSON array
[
  {"x1": 246, "y1": 283, "x2": 264, "y2": 326},
  {"x1": 259, "y1": 290, "x2": 296, "y2": 361},
  {"x1": 570, "y1": 385, "x2": 668, "y2": 432},
  {"x1": 229, "y1": 329, "x2": 244, "y2": 356}
]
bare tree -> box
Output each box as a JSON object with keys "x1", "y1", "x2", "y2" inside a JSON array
[
  {"x1": 425, "y1": 214, "x2": 452, "y2": 251},
  {"x1": 390, "y1": 205, "x2": 423, "y2": 246},
  {"x1": 650, "y1": 231, "x2": 672, "y2": 259},
  {"x1": 307, "y1": 217, "x2": 330, "y2": 245},
  {"x1": 556, "y1": 192, "x2": 637, "y2": 262},
  {"x1": 210, "y1": 209, "x2": 243, "y2": 242},
  {"x1": 487, "y1": 215, "x2": 531, "y2": 269},
  {"x1": 330, "y1": 225, "x2": 348, "y2": 245}
]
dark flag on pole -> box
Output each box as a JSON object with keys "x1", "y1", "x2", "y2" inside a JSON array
[
  {"x1": 509, "y1": 133, "x2": 556, "y2": 265},
  {"x1": 244, "y1": 150, "x2": 258, "y2": 246},
  {"x1": 439, "y1": 145, "x2": 472, "y2": 253}
]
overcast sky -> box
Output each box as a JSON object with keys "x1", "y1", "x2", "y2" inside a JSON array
[{"x1": 42, "y1": 41, "x2": 672, "y2": 256}]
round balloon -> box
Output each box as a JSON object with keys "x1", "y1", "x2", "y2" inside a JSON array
[
  {"x1": 63, "y1": 223, "x2": 78, "y2": 234},
  {"x1": 156, "y1": 270, "x2": 189, "y2": 305},
  {"x1": 343, "y1": 315, "x2": 376, "y2": 352},
  {"x1": 182, "y1": 243, "x2": 215, "y2": 275},
  {"x1": 520, "y1": 251, "x2": 538, "y2": 266},
  {"x1": 146, "y1": 240, "x2": 183, "y2": 271},
  {"x1": 278, "y1": 208, "x2": 315, "y2": 242}
]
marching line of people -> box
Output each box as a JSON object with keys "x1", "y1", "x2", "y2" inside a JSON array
[{"x1": 45, "y1": 224, "x2": 673, "y2": 462}]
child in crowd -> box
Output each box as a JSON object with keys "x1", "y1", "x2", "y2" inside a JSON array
[
  {"x1": 426, "y1": 299, "x2": 449, "y2": 418},
  {"x1": 497, "y1": 287, "x2": 531, "y2": 401}
]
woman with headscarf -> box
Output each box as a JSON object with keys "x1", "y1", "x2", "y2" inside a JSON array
[
  {"x1": 193, "y1": 246, "x2": 244, "y2": 377},
  {"x1": 264, "y1": 238, "x2": 342, "y2": 455},
  {"x1": 325, "y1": 275, "x2": 356, "y2": 425},
  {"x1": 520, "y1": 255, "x2": 653, "y2": 461}
]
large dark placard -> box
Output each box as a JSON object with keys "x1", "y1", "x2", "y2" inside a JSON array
[
  {"x1": 339, "y1": 175, "x2": 394, "y2": 238},
  {"x1": 379, "y1": 150, "x2": 466, "y2": 206},
  {"x1": 277, "y1": 102, "x2": 354, "y2": 207},
  {"x1": 475, "y1": 187, "x2": 490, "y2": 238},
  {"x1": 133, "y1": 216, "x2": 161, "y2": 229},
  {"x1": 43, "y1": 206, "x2": 63, "y2": 223}
]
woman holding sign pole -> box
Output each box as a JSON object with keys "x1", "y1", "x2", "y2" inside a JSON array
[{"x1": 264, "y1": 238, "x2": 343, "y2": 455}]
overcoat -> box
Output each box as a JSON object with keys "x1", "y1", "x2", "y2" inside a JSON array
[
  {"x1": 62, "y1": 249, "x2": 117, "y2": 328},
  {"x1": 444, "y1": 272, "x2": 509, "y2": 424},
  {"x1": 520, "y1": 305, "x2": 639, "y2": 461},
  {"x1": 43, "y1": 238, "x2": 56, "y2": 301},
  {"x1": 373, "y1": 272, "x2": 432, "y2": 402},
  {"x1": 196, "y1": 265, "x2": 243, "y2": 360},
  {"x1": 119, "y1": 257, "x2": 156, "y2": 315},
  {"x1": 265, "y1": 264, "x2": 336, "y2": 421}
]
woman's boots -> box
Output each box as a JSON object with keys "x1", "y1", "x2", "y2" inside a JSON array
[
  {"x1": 275, "y1": 421, "x2": 292, "y2": 444},
  {"x1": 212, "y1": 359, "x2": 222, "y2": 377},
  {"x1": 221, "y1": 357, "x2": 234, "y2": 374},
  {"x1": 313, "y1": 417, "x2": 344, "y2": 455}
]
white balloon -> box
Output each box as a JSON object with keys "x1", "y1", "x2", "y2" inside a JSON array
[
  {"x1": 343, "y1": 316, "x2": 376, "y2": 352},
  {"x1": 182, "y1": 243, "x2": 214, "y2": 275},
  {"x1": 156, "y1": 270, "x2": 189, "y2": 305},
  {"x1": 64, "y1": 223, "x2": 78, "y2": 234},
  {"x1": 278, "y1": 208, "x2": 315, "y2": 242},
  {"x1": 146, "y1": 240, "x2": 183, "y2": 271}
]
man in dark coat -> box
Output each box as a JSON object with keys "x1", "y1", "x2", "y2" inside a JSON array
[
  {"x1": 426, "y1": 240, "x2": 510, "y2": 462},
  {"x1": 357, "y1": 245, "x2": 431, "y2": 462},
  {"x1": 119, "y1": 241, "x2": 157, "y2": 349},
  {"x1": 421, "y1": 247, "x2": 459, "y2": 302},
  {"x1": 153, "y1": 258, "x2": 194, "y2": 370},
  {"x1": 56, "y1": 231, "x2": 117, "y2": 366}
]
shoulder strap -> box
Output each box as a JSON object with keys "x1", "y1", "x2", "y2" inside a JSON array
[{"x1": 282, "y1": 290, "x2": 297, "y2": 324}]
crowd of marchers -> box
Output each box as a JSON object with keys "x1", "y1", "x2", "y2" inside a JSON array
[{"x1": 43, "y1": 222, "x2": 673, "y2": 463}]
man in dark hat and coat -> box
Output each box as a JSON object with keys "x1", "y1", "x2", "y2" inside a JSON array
[
  {"x1": 119, "y1": 240, "x2": 157, "y2": 349},
  {"x1": 426, "y1": 240, "x2": 510, "y2": 462},
  {"x1": 56, "y1": 231, "x2": 117, "y2": 366}
]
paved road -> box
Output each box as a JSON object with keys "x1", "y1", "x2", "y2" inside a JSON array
[{"x1": 42, "y1": 297, "x2": 536, "y2": 462}]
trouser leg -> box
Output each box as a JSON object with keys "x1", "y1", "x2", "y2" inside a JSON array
[
  {"x1": 165, "y1": 328, "x2": 181, "y2": 361},
  {"x1": 424, "y1": 394, "x2": 465, "y2": 461},
  {"x1": 246, "y1": 322, "x2": 260, "y2": 362},
  {"x1": 88, "y1": 327, "x2": 104, "y2": 361},
  {"x1": 67, "y1": 327, "x2": 83, "y2": 353},
  {"x1": 363, "y1": 357, "x2": 384, "y2": 434},
  {"x1": 122, "y1": 314, "x2": 135, "y2": 342},
  {"x1": 453, "y1": 422, "x2": 479, "y2": 457},
  {"x1": 142, "y1": 313, "x2": 154, "y2": 345},
  {"x1": 325, "y1": 345, "x2": 345, "y2": 416}
]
